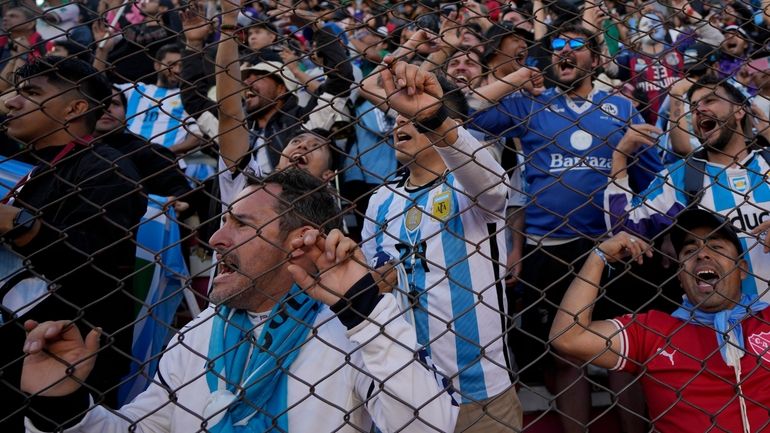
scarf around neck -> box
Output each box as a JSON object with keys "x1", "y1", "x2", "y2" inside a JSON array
[
  {"x1": 204, "y1": 285, "x2": 321, "y2": 432},
  {"x1": 671, "y1": 293, "x2": 769, "y2": 366}
]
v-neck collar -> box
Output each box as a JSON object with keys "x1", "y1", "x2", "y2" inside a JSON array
[{"x1": 562, "y1": 88, "x2": 598, "y2": 115}]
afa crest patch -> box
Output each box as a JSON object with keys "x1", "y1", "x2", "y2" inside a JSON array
[
  {"x1": 431, "y1": 190, "x2": 452, "y2": 220},
  {"x1": 730, "y1": 176, "x2": 749, "y2": 193},
  {"x1": 404, "y1": 206, "x2": 423, "y2": 232}
]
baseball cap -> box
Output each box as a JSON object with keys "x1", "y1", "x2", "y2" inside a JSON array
[
  {"x1": 670, "y1": 208, "x2": 744, "y2": 257},
  {"x1": 482, "y1": 21, "x2": 533, "y2": 62},
  {"x1": 723, "y1": 24, "x2": 749, "y2": 39},
  {"x1": 682, "y1": 42, "x2": 720, "y2": 74},
  {"x1": 240, "y1": 61, "x2": 299, "y2": 93}
]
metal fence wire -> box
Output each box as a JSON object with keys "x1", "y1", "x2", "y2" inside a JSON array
[{"x1": 1, "y1": 0, "x2": 770, "y2": 432}]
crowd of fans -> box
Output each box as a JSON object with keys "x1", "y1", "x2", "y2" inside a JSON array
[{"x1": 3, "y1": 0, "x2": 770, "y2": 431}]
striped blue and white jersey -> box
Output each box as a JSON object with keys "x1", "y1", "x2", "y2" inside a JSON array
[
  {"x1": 605, "y1": 151, "x2": 770, "y2": 297},
  {"x1": 361, "y1": 127, "x2": 513, "y2": 403},
  {"x1": 117, "y1": 83, "x2": 201, "y2": 148}
]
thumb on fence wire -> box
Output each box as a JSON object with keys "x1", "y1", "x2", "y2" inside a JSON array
[{"x1": 379, "y1": 56, "x2": 444, "y2": 121}]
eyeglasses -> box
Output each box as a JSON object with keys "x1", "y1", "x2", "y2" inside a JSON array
[{"x1": 551, "y1": 37, "x2": 587, "y2": 52}]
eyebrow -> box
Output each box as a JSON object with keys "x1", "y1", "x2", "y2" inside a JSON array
[
  {"x1": 226, "y1": 212, "x2": 258, "y2": 227},
  {"x1": 17, "y1": 83, "x2": 43, "y2": 93}
]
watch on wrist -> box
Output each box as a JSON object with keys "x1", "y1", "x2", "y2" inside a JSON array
[
  {"x1": 8, "y1": 208, "x2": 37, "y2": 240},
  {"x1": 415, "y1": 106, "x2": 448, "y2": 134}
]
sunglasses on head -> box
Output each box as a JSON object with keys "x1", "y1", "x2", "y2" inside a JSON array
[{"x1": 551, "y1": 37, "x2": 587, "y2": 52}]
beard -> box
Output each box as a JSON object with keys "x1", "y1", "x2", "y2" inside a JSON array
[
  {"x1": 702, "y1": 117, "x2": 736, "y2": 153},
  {"x1": 553, "y1": 68, "x2": 590, "y2": 93},
  {"x1": 158, "y1": 73, "x2": 179, "y2": 89}
]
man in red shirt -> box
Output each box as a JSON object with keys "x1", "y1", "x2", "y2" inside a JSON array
[{"x1": 550, "y1": 208, "x2": 770, "y2": 432}]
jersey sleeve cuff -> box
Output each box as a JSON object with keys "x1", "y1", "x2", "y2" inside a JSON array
[
  {"x1": 607, "y1": 318, "x2": 629, "y2": 371},
  {"x1": 330, "y1": 272, "x2": 383, "y2": 330}
]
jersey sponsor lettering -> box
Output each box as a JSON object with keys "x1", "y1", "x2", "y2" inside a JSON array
[
  {"x1": 729, "y1": 207, "x2": 770, "y2": 232},
  {"x1": 549, "y1": 153, "x2": 612, "y2": 172}
]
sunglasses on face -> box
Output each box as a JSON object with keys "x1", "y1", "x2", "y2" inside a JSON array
[{"x1": 551, "y1": 37, "x2": 587, "y2": 52}]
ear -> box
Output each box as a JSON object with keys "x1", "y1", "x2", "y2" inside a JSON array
[
  {"x1": 591, "y1": 51, "x2": 601, "y2": 69},
  {"x1": 735, "y1": 104, "x2": 746, "y2": 124},
  {"x1": 153, "y1": 60, "x2": 162, "y2": 73},
  {"x1": 738, "y1": 258, "x2": 749, "y2": 281},
  {"x1": 64, "y1": 98, "x2": 90, "y2": 123},
  {"x1": 321, "y1": 169, "x2": 336, "y2": 182},
  {"x1": 285, "y1": 225, "x2": 314, "y2": 245}
]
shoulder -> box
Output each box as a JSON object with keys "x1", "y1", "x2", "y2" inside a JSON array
[
  {"x1": 369, "y1": 173, "x2": 406, "y2": 201},
  {"x1": 86, "y1": 144, "x2": 141, "y2": 179}
]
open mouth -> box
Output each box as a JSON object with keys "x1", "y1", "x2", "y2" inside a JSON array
[
  {"x1": 453, "y1": 74, "x2": 469, "y2": 85},
  {"x1": 289, "y1": 153, "x2": 309, "y2": 166},
  {"x1": 698, "y1": 118, "x2": 719, "y2": 136},
  {"x1": 558, "y1": 57, "x2": 576, "y2": 73},
  {"x1": 395, "y1": 130, "x2": 413, "y2": 145},
  {"x1": 218, "y1": 256, "x2": 239, "y2": 276},
  {"x1": 695, "y1": 268, "x2": 720, "y2": 287}
]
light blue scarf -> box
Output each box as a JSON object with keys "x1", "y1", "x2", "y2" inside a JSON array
[
  {"x1": 205, "y1": 285, "x2": 321, "y2": 432},
  {"x1": 671, "y1": 293, "x2": 769, "y2": 365}
]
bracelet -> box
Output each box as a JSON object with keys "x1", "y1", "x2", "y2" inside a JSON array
[
  {"x1": 592, "y1": 247, "x2": 614, "y2": 275},
  {"x1": 415, "y1": 106, "x2": 448, "y2": 133},
  {"x1": 220, "y1": 24, "x2": 238, "y2": 31}
]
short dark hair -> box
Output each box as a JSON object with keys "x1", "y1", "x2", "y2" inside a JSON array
[
  {"x1": 686, "y1": 75, "x2": 747, "y2": 106},
  {"x1": 112, "y1": 85, "x2": 128, "y2": 109},
  {"x1": 246, "y1": 168, "x2": 342, "y2": 234},
  {"x1": 552, "y1": 24, "x2": 601, "y2": 59},
  {"x1": 154, "y1": 43, "x2": 182, "y2": 63},
  {"x1": 14, "y1": 56, "x2": 112, "y2": 131},
  {"x1": 53, "y1": 40, "x2": 93, "y2": 64}
]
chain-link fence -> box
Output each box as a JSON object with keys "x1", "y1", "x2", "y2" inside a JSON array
[{"x1": 1, "y1": 0, "x2": 770, "y2": 431}]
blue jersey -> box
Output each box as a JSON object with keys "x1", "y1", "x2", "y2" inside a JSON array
[
  {"x1": 344, "y1": 100, "x2": 397, "y2": 185},
  {"x1": 472, "y1": 88, "x2": 663, "y2": 239}
]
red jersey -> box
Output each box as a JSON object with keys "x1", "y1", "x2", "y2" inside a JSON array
[
  {"x1": 629, "y1": 50, "x2": 683, "y2": 125},
  {"x1": 611, "y1": 309, "x2": 770, "y2": 433}
]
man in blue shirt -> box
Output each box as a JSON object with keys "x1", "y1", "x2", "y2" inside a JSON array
[{"x1": 473, "y1": 24, "x2": 662, "y2": 433}]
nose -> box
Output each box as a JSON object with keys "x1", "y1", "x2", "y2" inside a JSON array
[
  {"x1": 295, "y1": 139, "x2": 309, "y2": 151},
  {"x1": 209, "y1": 225, "x2": 232, "y2": 253},
  {"x1": 396, "y1": 114, "x2": 408, "y2": 126},
  {"x1": 4, "y1": 93, "x2": 21, "y2": 112}
]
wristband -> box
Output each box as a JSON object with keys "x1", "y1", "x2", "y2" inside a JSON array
[
  {"x1": 220, "y1": 24, "x2": 238, "y2": 31},
  {"x1": 592, "y1": 247, "x2": 614, "y2": 276},
  {"x1": 7, "y1": 208, "x2": 37, "y2": 240},
  {"x1": 415, "y1": 106, "x2": 448, "y2": 133}
]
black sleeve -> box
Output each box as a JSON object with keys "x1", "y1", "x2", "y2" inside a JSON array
[
  {"x1": 13, "y1": 150, "x2": 147, "y2": 265},
  {"x1": 313, "y1": 27, "x2": 354, "y2": 97},
  {"x1": 180, "y1": 47, "x2": 220, "y2": 120},
  {"x1": 330, "y1": 273, "x2": 382, "y2": 330},
  {"x1": 134, "y1": 142, "x2": 193, "y2": 198}
]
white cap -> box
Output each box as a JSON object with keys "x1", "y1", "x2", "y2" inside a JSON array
[{"x1": 240, "y1": 61, "x2": 299, "y2": 93}]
